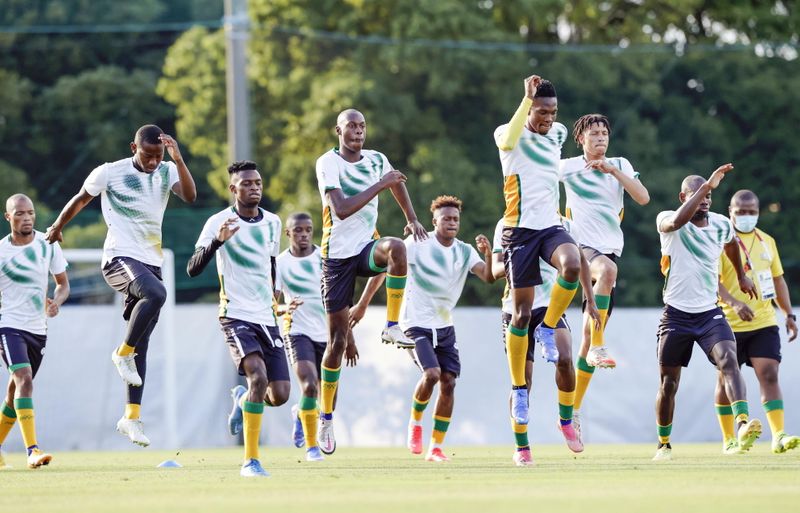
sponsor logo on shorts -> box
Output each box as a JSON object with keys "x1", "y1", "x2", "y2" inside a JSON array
[{"x1": 713, "y1": 315, "x2": 723, "y2": 319}]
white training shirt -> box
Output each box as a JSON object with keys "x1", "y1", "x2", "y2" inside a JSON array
[
  {"x1": 560, "y1": 155, "x2": 639, "y2": 256},
  {"x1": 658, "y1": 211, "x2": 734, "y2": 313},
  {"x1": 400, "y1": 232, "x2": 484, "y2": 330},
  {"x1": 275, "y1": 246, "x2": 328, "y2": 342},
  {"x1": 492, "y1": 219, "x2": 572, "y2": 314},
  {"x1": 83, "y1": 157, "x2": 180, "y2": 267},
  {"x1": 316, "y1": 148, "x2": 392, "y2": 259},
  {"x1": 196, "y1": 207, "x2": 281, "y2": 326},
  {"x1": 495, "y1": 122, "x2": 568, "y2": 230},
  {"x1": 0, "y1": 231, "x2": 68, "y2": 335}
]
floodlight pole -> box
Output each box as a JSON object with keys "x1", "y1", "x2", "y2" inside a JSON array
[{"x1": 224, "y1": 0, "x2": 252, "y2": 163}]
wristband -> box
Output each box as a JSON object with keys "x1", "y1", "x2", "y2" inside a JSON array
[{"x1": 788, "y1": 314, "x2": 796, "y2": 321}]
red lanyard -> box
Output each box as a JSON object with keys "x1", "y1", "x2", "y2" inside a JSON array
[{"x1": 736, "y1": 231, "x2": 766, "y2": 273}]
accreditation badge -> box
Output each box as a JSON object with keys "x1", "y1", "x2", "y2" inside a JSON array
[{"x1": 756, "y1": 269, "x2": 776, "y2": 301}]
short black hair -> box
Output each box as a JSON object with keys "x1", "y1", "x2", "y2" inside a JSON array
[
  {"x1": 287, "y1": 212, "x2": 312, "y2": 225},
  {"x1": 731, "y1": 189, "x2": 759, "y2": 205},
  {"x1": 534, "y1": 80, "x2": 557, "y2": 99},
  {"x1": 573, "y1": 114, "x2": 611, "y2": 147},
  {"x1": 228, "y1": 160, "x2": 259, "y2": 175},
  {"x1": 134, "y1": 124, "x2": 164, "y2": 146}
]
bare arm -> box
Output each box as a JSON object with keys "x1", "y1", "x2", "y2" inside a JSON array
[
  {"x1": 326, "y1": 170, "x2": 406, "y2": 220},
  {"x1": 491, "y1": 252, "x2": 506, "y2": 280},
  {"x1": 773, "y1": 275, "x2": 797, "y2": 341},
  {"x1": 161, "y1": 134, "x2": 196, "y2": 203},
  {"x1": 659, "y1": 163, "x2": 733, "y2": 233},
  {"x1": 46, "y1": 271, "x2": 70, "y2": 318},
  {"x1": 45, "y1": 189, "x2": 95, "y2": 243},
  {"x1": 472, "y1": 234, "x2": 496, "y2": 283},
  {"x1": 349, "y1": 273, "x2": 387, "y2": 328},
  {"x1": 723, "y1": 239, "x2": 757, "y2": 299},
  {"x1": 718, "y1": 280, "x2": 755, "y2": 322},
  {"x1": 389, "y1": 182, "x2": 427, "y2": 241}
]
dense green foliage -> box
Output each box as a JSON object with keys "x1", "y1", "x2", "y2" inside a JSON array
[{"x1": 2, "y1": 1, "x2": 798, "y2": 304}]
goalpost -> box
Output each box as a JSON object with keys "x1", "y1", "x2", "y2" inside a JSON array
[{"x1": 63, "y1": 249, "x2": 179, "y2": 449}]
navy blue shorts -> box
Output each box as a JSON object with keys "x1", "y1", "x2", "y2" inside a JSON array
[
  {"x1": 286, "y1": 333, "x2": 326, "y2": 371},
  {"x1": 0, "y1": 328, "x2": 47, "y2": 377},
  {"x1": 220, "y1": 318, "x2": 290, "y2": 381},
  {"x1": 735, "y1": 326, "x2": 781, "y2": 367},
  {"x1": 657, "y1": 306, "x2": 735, "y2": 367},
  {"x1": 501, "y1": 308, "x2": 568, "y2": 362},
  {"x1": 502, "y1": 225, "x2": 576, "y2": 289},
  {"x1": 321, "y1": 240, "x2": 385, "y2": 313},
  {"x1": 406, "y1": 326, "x2": 460, "y2": 377}
]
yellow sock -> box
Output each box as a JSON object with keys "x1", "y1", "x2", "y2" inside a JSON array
[
  {"x1": 14, "y1": 397, "x2": 37, "y2": 449},
  {"x1": 511, "y1": 418, "x2": 529, "y2": 449},
  {"x1": 657, "y1": 423, "x2": 672, "y2": 445},
  {"x1": 125, "y1": 403, "x2": 141, "y2": 420},
  {"x1": 543, "y1": 276, "x2": 579, "y2": 327},
  {"x1": 505, "y1": 325, "x2": 528, "y2": 387},
  {"x1": 431, "y1": 415, "x2": 451, "y2": 446},
  {"x1": 590, "y1": 295, "x2": 611, "y2": 347},
  {"x1": 298, "y1": 396, "x2": 319, "y2": 448},
  {"x1": 0, "y1": 402, "x2": 16, "y2": 445},
  {"x1": 117, "y1": 343, "x2": 135, "y2": 357},
  {"x1": 385, "y1": 274, "x2": 407, "y2": 325},
  {"x1": 411, "y1": 395, "x2": 429, "y2": 423},
  {"x1": 715, "y1": 404, "x2": 735, "y2": 440},
  {"x1": 574, "y1": 357, "x2": 595, "y2": 410},
  {"x1": 320, "y1": 365, "x2": 341, "y2": 415},
  {"x1": 558, "y1": 388, "x2": 575, "y2": 424},
  {"x1": 763, "y1": 400, "x2": 785, "y2": 437},
  {"x1": 242, "y1": 401, "x2": 264, "y2": 461}
]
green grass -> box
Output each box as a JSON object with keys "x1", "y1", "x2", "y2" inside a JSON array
[{"x1": 2, "y1": 444, "x2": 799, "y2": 512}]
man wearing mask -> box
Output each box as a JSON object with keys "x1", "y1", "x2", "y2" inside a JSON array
[{"x1": 716, "y1": 189, "x2": 799, "y2": 454}]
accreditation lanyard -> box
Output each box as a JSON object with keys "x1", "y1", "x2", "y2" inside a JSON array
[{"x1": 736, "y1": 230, "x2": 771, "y2": 273}]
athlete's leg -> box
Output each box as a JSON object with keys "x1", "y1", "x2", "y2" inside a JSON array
[
  {"x1": 120, "y1": 270, "x2": 167, "y2": 353},
  {"x1": 585, "y1": 255, "x2": 616, "y2": 367},
  {"x1": 240, "y1": 354, "x2": 268, "y2": 462},
  {"x1": 714, "y1": 370, "x2": 736, "y2": 447},
  {"x1": 320, "y1": 308, "x2": 348, "y2": 416},
  {"x1": 544, "y1": 242, "x2": 581, "y2": 327},
  {"x1": 427, "y1": 371, "x2": 456, "y2": 462},
  {"x1": 751, "y1": 357, "x2": 786, "y2": 439},
  {"x1": 655, "y1": 365, "x2": 681, "y2": 445},
  {"x1": 711, "y1": 340, "x2": 761, "y2": 450}
]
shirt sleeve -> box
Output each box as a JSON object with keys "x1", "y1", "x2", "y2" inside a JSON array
[
  {"x1": 379, "y1": 152, "x2": 393, "y2": 178},
  {"x1": 656, "y1": 211, "x2": 673, "y2": 233},
  {"x1": 404, "y1": 235, "x2": 416, "y2": 265},
  {"x1": 83, "y1": 163, "x2": 109, "y2": 197},
  {"x1": 769, "y1": 237, "x2": 784, "y2": 277},
  {"x1": 492, "y1": 221, "x2": 504, "y2": 253},
  {"x1": 49, "y1": 242, "x2": 68, "y2": 275},
  {"x1": 466, "y1": 244, "x2": 483, "y2": 274},
  {"x1": 722, "y1": 217, "x2": 734, "y2": 244},
  {"x1": 195, "y1": 216, "x2": 218, "y2": 249},
  {"x1": 166, "y1": 161, "x2": 180, "y2": 190},
  {"x1": 272, "y1": 219, "x2": 281, "y2": 258},
  {"x1": 618, "y1": 157, "x2": 639, "y2": 180},
  {"x1": 274, "y1": 258, "x2": 284, "y2": 296},
  {"x1": 316, "y1": 154, "x2": 341, "y2": 192}
]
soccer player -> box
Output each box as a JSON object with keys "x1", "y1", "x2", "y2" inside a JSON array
[
  {"x1": 654, "y1": 165, "x2": 760, "y2": 461},
  {"x1": 491, "y1": 217, "x2": 599, "y2": 465},
  {"x1": 495, "y1": 75, "x2": 585, "y2": 426},
  {"x1": 315, "y1": 108, "x2": 427, "y2": 454},
  {"x1": 45, "y1": 125, "x2": 196, "y2": 447},
  {"x1": 275, "y1": 212, "x2": 328, "y2": 462},
  {"x1": 560, "y1": 114, "x2": 650, "y2": 432},
  {"x1": 715, "y1": 190, "x2": 799, "y2": 454},
  {"x1": 0, "y1": 194, "x2": 69, "y2": 469},
  {"x1": 187, "y1": 160, "x2": 288, "y2": 477}
]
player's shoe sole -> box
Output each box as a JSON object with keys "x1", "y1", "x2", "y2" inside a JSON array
[
  {"x1": 586, "y1": 346, "x2": 616, "y2": 368},
  {"x1": 319, "y1": 417, "x2": 336, "y2": 455},
  {"x1": 26, "y1": 449, "x2": 52, "y2": 469}
]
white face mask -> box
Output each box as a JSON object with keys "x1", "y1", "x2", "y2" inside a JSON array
[{"x1": 733, "y1": 214, "x2": 758, "y2": 233}]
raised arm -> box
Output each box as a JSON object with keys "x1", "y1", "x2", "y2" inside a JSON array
[
  {"x1": 45, "y1": 189, "x2": 95, "y2": 243},
  {"x1": 495, "y1": 75, "x2": 539, "y2": 151},
  {"x1": 723, "y1": 238, "x2": 757, "y2": 300},
  {"x1": 161, "y1": 134, "x2": 196, "y2": 204},
  {"x1": 659, "y1": 163, "x2": 733, "y2": 233},
  {"x1": 389, "y1": 182, "x2": 427, "y2": 241},
  {"x1": 471, "y1": 234, "x2": 496, "y2": 283}
]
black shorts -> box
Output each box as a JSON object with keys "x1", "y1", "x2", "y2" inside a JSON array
[
  {"x1": 657, "y1": 306, "x2": 735, "y2": 367},
  {"x1": 0, "y1": 328, "x2": 47, "y2": 377},
  {"x1": 735, "y1": 326, "x2": 782, "y2": 367},
  {"x1": 580, "y1": 248, "x2": 616, "y2": 317},
  {"x1": 220, "y1": 318, "x2": 290, "y2": 381},
  {"x1": 501, "y1": 308, "x2": 568, "y2": 362},
  {"x1": 322, "y1": 240, "x2": 385, "y2": 313},
  {"x1": 286, "y1": 333, "x2": 326, "y2": 371},
  {"x1": 102, "y1": 257, "x2": 164, "y2": 321},
  {"x1": 406, "y1": 326, "x2": 461, "y2": 377},
  {"x1": 502, "y1": 225, "x2": 576, "y2": 289}
]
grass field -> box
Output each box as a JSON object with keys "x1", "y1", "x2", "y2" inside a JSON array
[{"x1": 2, "y1": 444, "x2": 799, "y2": 513}]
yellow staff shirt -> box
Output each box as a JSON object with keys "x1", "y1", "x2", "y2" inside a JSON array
[{"x1": 719, "y1": 228, "x2": 783, "y2": 332}]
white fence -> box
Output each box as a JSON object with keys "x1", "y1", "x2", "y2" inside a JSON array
[{"x1": 3, "y1": 305, "x2": 798, "y2": 451}]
